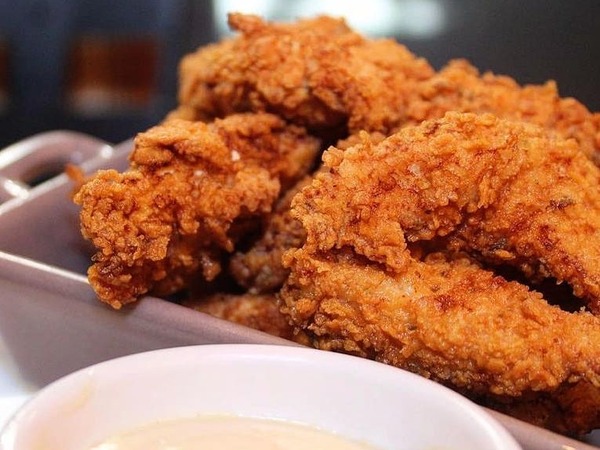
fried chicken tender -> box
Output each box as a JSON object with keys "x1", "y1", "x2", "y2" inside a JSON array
[
  {"x1": 229, "y1": 176, "x2": 311, "y2": 293},
  {"x1": 74, "y1": 114, "x2": 320, "y2": 308},
  {"x1": 281, "y1": 249, "x2": 600, "y2": 434},
  {"x1": 289, "y1": 112, "x2": 600, "y2": 312},
  {"x1": 280, "y1": 112, "x2": 600, "y2": 434},
  {"x1": 183, "y1": 292, "x2": 308, "y2": 344},
  {"x1": 174, "y1": 13, "x2": 599, "y2": 166},
  {"x1": 173, "y1": 13, "x2": 433, "y2": 136},
  {"x1": 407, "y1": 59, "x2": 600, "y2": 163}
]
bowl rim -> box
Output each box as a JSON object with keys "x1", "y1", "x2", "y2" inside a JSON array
[{"x1": 1, "y1": 344, "x2": 522, "y2": 450}]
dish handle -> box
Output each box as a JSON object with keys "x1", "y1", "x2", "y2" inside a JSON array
[{"x1": 0, "y1": 131, "x2": 113, "y2": 204}]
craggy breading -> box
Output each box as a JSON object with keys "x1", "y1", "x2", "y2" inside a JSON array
[
  {"x1": 74, "y1": 114, "x2": 320, "y2": 308},
  {"x1": 280, "y1": 112, "x2": 600, "y2": 434},
  {"x1": 480, "y1": 380, "x2": 600, "y2": 437},
  {"x1": 173, "y1": 13, "x2": 434, "y2": 136},
  {"x1": 229, "y1": 176, "x2": 311, "y2": 293},
  {"x1": 183, "y1": 292, "x2": 309, "y2": 344},
  {"x1": 281, "y1": 248, "x2": 600, "y2": 435},
  {"x1": 174, "y1": 14, "x2": 599, "y2": 164},
  {"x1": 74, "y1": 12, "x2": 600, "y2": 436},
  {"x1": 406, "y1": 59, "x2": 600, "y2": 163},
  {"x1": 288, "y1": 112, "x2": 600, "y2": 313}
]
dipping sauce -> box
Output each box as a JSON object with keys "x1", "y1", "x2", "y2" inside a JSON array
[{"x1": 88, "y1": 415, "x2": 379, "y2": 450}]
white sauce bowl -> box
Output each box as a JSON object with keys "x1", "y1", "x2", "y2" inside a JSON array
[{"x1": 0, "y1": 344, "x2": 521, "y2": 450}]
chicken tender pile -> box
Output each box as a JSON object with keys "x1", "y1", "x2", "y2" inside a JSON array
[
  {"x1": 74, "y1": 12, "x2": 600, "y2": 436},
  {"x1": 74, "y1": 114, "x2": 319, "y2": 308},
  {"x1": 280, "y1": 113, "x2": 600, "y2": 434},
  {"x1": 171, "y1": 12, "x2": 434, "y2": 136}
]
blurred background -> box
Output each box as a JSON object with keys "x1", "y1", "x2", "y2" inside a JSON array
[{"x1": 0, "y1": 0, "x2": 598, "y2": 149}]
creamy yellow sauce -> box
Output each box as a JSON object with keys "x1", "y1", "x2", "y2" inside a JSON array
[{"x1": 88, "y1": 415, "x2": 379, "y2": 450}]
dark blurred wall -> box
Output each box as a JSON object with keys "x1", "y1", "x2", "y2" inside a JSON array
[
  {"x1": 0, "y1": 0, "x2": 598, "y2": 149},
  {"x1": 395, "y1": 0, "x2": 600, "y2": 111},
  {"x1": 0, "y1": 0, "x2": 214, "y2": 148}
]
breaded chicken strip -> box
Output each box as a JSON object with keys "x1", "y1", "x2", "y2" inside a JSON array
[
  {"x1": 281, "y1": 249, "x2": 600, "y2": 435},
  {"x1": 236, "y1": 86, "x2": 599, "y2": 295},
  {"x1": 74, "y1": 114, "x2": 320, "y2": 308},
  {"x1": 289, "y1": 112, "x2": 600, "y2": 312},
  {"x1": 407, "y1": 59, "x2": 600, "y2": 163},
  {"x1": 174, "y1": 14, "x2": 599, "y2": 164},
  {"x1": 280, "y1": 112, "x2": 600, "y2": 434},
  {"x1": 229, "y1": 176, "x2": 311, "y2": 293},
  {"x1": 182, "y1": 292, "x2": 308, "y2": 344},
  {"x1": 172, "y1": 13, "x2": 433, "y2": 136}
]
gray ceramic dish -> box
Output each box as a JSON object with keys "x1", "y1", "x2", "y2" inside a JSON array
[{"x1": 0, "y1": 132, "x2": 598, "y2": 450}]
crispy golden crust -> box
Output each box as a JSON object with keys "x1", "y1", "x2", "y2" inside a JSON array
[
  {"x1": 183, "y1": 292, "x2": 309, "y2": 344},
  {"x1": 406, "y1": 59, "x2": 600, "y2": 163},
  {"x1": 74, "y1": 114, "x2": 319, "y2": 308},
  {"x1": 229, "y1": 176, "x2": 311, "y2": 293},
  {"x1": 280, "y1": 112, "x2": 600, "y2": 434},
  {"x1": 281, "y1": 249, "x2": 600, "y2": 435},
  {"x1": 176, "y1": 14, "x2": 599, "y2": 164},
  {"x1": 74, "y1": 13, "x2": 600, "y2": 435},
  {"x1": 291, "y1": 112, "x2": 600, "y2": 312},
  {"x1": 177, "y1": 13, "x2": 433, "y2": 135},
  {"x1": 480, "y1": 380, "x2": 600, "y2": 437}
]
